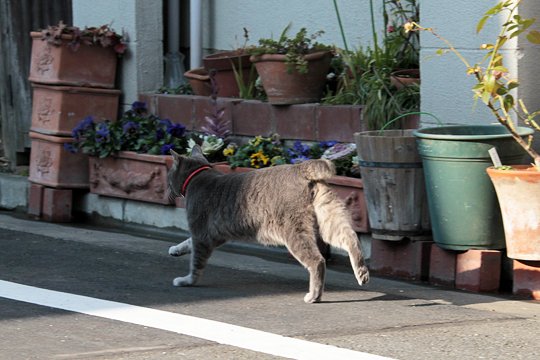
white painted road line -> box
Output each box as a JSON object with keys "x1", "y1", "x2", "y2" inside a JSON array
[{"x1": 0, "y1": 280, "x2": 393, "y2": 360}]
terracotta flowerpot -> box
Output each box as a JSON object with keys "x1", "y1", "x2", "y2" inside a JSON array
[
  {"x1": 390, "y1": 69, "x2": 420, "y2": 90},
  {"x1": 212, "y1": 163, "x2": 368, "y2": 232},
  {"x1": 30, "y1": 83, "x2": 120, "y2": 136},
  {"x1": 89, "y1": 151, "x2": 174, "y2": 205},
  {"x1": 184, "y1": 67, "x2": 212, "y2": 96},
  {"x1": 29, "y1": 32, "x2": 118, "y2": 88},
  {"x1": 487, "y1": 165, "x2": 540, "y2": 260},
  {"x1": 250, "y1": 51, "x2": 332, "y2": 105},
  {"x1": 29, "y1": 131, "x2": 89, "y2": 189},
  {"x1": 203, "y1": 51, "x2": 255, "y2": 98}
]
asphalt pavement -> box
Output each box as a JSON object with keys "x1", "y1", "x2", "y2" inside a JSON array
[{"x1": 0, "y1": 211, "x2": 539, "y2": 360}]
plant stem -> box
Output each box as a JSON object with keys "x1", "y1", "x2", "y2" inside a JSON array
[
  {"x1": 332, "y1": 0, "x2": 349, "y2": 52},
  {"x1": 369, "y1": 0, "x2": 381, "y2": 66}
]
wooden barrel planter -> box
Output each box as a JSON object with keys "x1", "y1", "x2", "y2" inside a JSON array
[{"x1": 354, "y1": 130, "x2": 430, "y2": 241}]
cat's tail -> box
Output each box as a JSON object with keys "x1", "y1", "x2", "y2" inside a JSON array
[
  {"x1": 297, "y1": 159, "x2": 335, "y2": 181},
  {"x1": 312, "y1": 182, "x2": 370, "y2": 286}
]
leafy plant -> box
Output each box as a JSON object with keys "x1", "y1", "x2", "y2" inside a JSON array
[
  {"x1": 227, "y1": 28, "x2": 260, "y2": 100},
  {"x1": 201, "y1": 70, "x2": 231, "y2": 139},
  {"x1": 406, "y1": 0, "x2": 540, "y2": 168},
  {"x1": 225, "y1": 135, "x2": 288, "y2": 169},
  {"x1": 324, "y1": 0, "x2": 420, "y2": 130},
  {"x1": 68, "y1": 101, "x2": 189, "y2": 158},
  {"x1": 223, "y1": 135, "x2": 359, "y2": 177},
  {"x1": 40, "y1": 21, "x2": 127, "y2": 55},
  {"x1": 156, "y1": 83, "x2": 193, "y2": 95},
  {"x1": 248, "y1": 24, "x2": 332, "y2": 74}
]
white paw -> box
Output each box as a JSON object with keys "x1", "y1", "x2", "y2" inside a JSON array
[
  {"x1": 169, "y1": 245, "x2": 180, "y2": 256},
  {"x1": 303, "y1": 292, "x2": 321, "y2": 304},
  {"x1": 173, "y1": 275, "x2": 193, "y2": 287},
  {"x1": 356, "y1": 266, "x2": 370, "y2": 286}
]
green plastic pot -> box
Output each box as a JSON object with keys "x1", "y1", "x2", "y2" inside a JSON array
[{"x1": 413, "y1": 125, "x2": 533, "y2": 250}]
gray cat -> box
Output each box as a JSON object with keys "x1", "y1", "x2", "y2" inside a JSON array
[{"x1": 167, "y1": 146, "x2": 369, "y2": 303}]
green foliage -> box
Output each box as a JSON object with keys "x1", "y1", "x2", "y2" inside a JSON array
[
  {"x1": 248, "y1": 24, "x2": 332, "y2": 74},
  {"x1": 224, "y1": 135, "x2": 360, "y2": 177},
  {"x1": 323, "y1": 0, "x2": 420, "y2": 130},
  {"x1": 68, "y1": 101, "x2": 190, "y2": 158},
  {"x1": 156, "y1": 83, "x2": 194, "y2": 95},
  {"x1": 225, "y1": 135, "x2": 288, "y2": 169}
]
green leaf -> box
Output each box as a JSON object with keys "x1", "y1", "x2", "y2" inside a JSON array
[
  {"x1": 496, "y1": 87, "x2": 508, "y2": 96},
  {"x1": 527, "y1": 30, "x2": 540, "y2": 44},
  {"x1": 521, "y1": 18, "x2": 536, "y2": 31},
  {"x1": 484, "y1": 73, "x2": 496, "y2": 94},
  {"x1": 504, "y1": 94, "x2": 515, "y2": 112},
  {"x1": 509, "y1": 29, "x2": 524, "y2": 39},
  {"x1": 507, "y1": 80, "x2": 519, "y2": 90},
  {"x1": 485, "y1": 2, "x2": 503, "y2": 16},
  {"x1": 481, "y1": 91, "x2": 491, "y2": 105},
  {"x1": 477, "y1": 16, "x2": 489, "y2": 33},
  {"x1": 492, "y1": 66, "x2": 508, "y2": 72}
]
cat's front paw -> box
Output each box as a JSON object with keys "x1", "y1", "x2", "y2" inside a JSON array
[
  {"x1": 303, "y1": 292, "x2": 322, "y2": 304},
  {"x1": 169, "y1": 245, "x2": 182, "y2": 257},
  {"x1": 173, "y1": 275, "x2": 194, "y2": 287},
  {"x1": 356, "y1": 266, "x2": 370, "y2": 286}
]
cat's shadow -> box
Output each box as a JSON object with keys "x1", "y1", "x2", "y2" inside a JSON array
[{"x1": 318, "y1": 293, "x2": 406, "y2": 304}]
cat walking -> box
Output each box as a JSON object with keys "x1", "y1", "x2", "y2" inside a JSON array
[{"x1": 167, "y1": 146, "x2": 369, "y2": 303}]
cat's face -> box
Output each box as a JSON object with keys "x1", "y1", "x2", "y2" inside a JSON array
[{"x1": 168, "y1": 146, "x2": 209, "y2": 198}]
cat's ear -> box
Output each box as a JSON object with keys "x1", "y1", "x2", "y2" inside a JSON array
[
  {"x1": 170, "y1": 149, "x2": 183, "y2": 164},
  {"x1": 191, "y1": 144, "x2": 205, "y2": 159}
]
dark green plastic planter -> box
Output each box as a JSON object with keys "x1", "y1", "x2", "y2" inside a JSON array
[{"x1": 413, "y1": 125, "x2": 533, "y2": 250}]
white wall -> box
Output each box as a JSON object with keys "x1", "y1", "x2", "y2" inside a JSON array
[
  {"x1": 70, "y1": 0, "x2": 540, "y2": 134},
  {"x1": 200, "y1": 0, "x2": 385, "y2": 53},
  {"x1": 420, "y1": 0, "x2": 539, "y2": 128},
  {"x1": 72, "y1": 0, "x2": 163, "y2": 107}
]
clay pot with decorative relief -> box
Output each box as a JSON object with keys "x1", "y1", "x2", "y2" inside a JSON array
[
  {"x1": 89, "y1": 151, "x2": 174, "y2": 205},
  {"x1": 28, "y1": 27, "x2": 122, "y2": 88},
  {"x1": 28, "y1": 131, "x2": 89, "y2": 189},
  {"x1": 30, "y1": 83, "x2": 120, "y2": 136}
]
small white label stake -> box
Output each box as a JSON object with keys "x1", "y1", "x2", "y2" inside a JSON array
[{"x1": 489, "y1": 147, "x2": 503, "y2": 167}]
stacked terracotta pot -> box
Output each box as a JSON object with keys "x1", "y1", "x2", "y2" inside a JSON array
[{"x1": 27, "y1": 32, "x2": 121, "y2": 221}]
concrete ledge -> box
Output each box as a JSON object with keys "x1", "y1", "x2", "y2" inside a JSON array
[
  {"x1": 0, "y1": 173, "x2": 28, "y2": 210},
  {"x1": 73, "y1": 192, "x2": 190, "y2": 232}
]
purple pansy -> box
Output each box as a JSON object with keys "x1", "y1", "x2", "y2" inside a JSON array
[
  {"x1": 95, "y1": 122, "x2": 110, "y2": 143},
  {"x1": 131, "y1": 101, "x2": 147, "y2": 112}
]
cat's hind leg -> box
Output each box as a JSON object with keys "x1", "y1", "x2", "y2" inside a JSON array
[
  {"x1": 168, "y1": 237, "x2": 192, "y2": 257},
  {"x1": 285, "y1": 234, "x2": 326, "y2": 304},
  {"x1": 173, "y1": 236, "x2": 215, "y2": 287}
]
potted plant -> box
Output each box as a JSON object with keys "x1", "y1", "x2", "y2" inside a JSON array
[
  {"x1": 202, "y1": 28, "x2": 257, "y2": 98},
  {"x1": 29, "y1": 21, "x2": 126, "y2": 89},
  {"x1": 248, "y1": 24, "x2": 333, "y2": 105},
  {"x1": 68, "y1": 101, "x2": 226, "y2": 204},
  {"x1": 407, "y1": 0, "x2": 540, "y2": 256},
  {"x1": 324, "y1": 0, "x2": 420, "y2": 131}
]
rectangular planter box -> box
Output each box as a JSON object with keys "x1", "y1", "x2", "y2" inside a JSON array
[
  {"x1": 327, "y1": 176, "x2": 369, "y2": 233},
  {"x1": 29, "y1": 131, "x2": 89, "y2": 189},
  {"x1": 29, "y1": 32, "x2": 118, "y2": 89},
  {"x1": 89, "y1": 151, "x2": 174, "y2": 205},
  {"x1": 31, "y1": 83, "x2": 121, "y2": 136},
  {"x1": 212, "y1": 163, "x2": 369, "y2": 233}
]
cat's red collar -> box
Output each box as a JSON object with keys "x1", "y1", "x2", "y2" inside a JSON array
[{"x1": 180, "y1": 165, "x2": 212, "y2": 196}]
